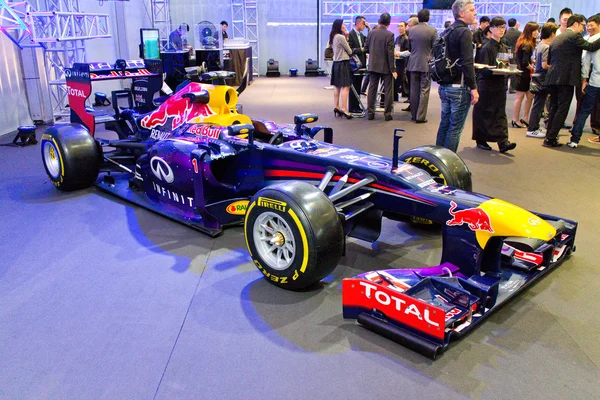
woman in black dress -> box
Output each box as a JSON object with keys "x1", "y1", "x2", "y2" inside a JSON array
[
  {"x1": 472, "y1": 17, "x2": 517, "y2": 152},
  {"x1": 511, "y1": 21, "x2": 539, "y2": 128},
  {"x1": 329, "y1": 19, "x2": 353, "y2": 119}
]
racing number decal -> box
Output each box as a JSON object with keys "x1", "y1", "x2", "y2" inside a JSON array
[
  {"x1": 191, "y1": 158, "x2": 198, "y2": 174},
  {"x1": 404, "y1": 156, "x2": 446, "y2": 183}
]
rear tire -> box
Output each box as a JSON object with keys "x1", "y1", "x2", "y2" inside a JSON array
[
  {"x1": 41, "y1": 124, "x2": 101, "y2": 191},
  {"x1": 400, "y1": 145, "x2": 472, "y2": 191},
  {"x1": 244, "y1": 181, "x2": 345, "y2": 290},
  {"x1": 400, "y1": 145, "x2": 471, "y2": 225}
]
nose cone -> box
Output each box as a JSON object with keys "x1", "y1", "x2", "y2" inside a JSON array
[{"x1": 475, "y1": 198, "x2": 556, "y2": 248}]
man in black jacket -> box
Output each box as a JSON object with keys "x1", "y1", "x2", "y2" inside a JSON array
[
  {"x1": 348, "y1": 16, "x2": 370, "y2": 113},
  {"x1": 543, "y1": 14, "x2": 600, "y2": 147},
  {"x1": 435, "y1": 0, "x2": 479, "y2": 152}
]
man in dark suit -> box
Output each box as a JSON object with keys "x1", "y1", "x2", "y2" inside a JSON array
[
  {"x1": 503, "y1": 18, "x2": 521, "y2": 93},
  {"x1": 365, "y1": 12, "x2": 397, "y2": 121},
  {"x1": 406, "y1": 8, "x2": 437, "y2": 123},
  {"x1": 394, "y1": 21, "x2": 410, "y2": 101},
  {"x1": 473, "y1": 16, "x2": 490, "y2": 49},
  {"x1": 543, "y1": 14, "x2": 600, "y2": 147},
  {"x1": 348, "y1": 15, "x2": 370, "y2": 113}
]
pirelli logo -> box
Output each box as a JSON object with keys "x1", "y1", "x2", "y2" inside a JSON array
[{"x1": 257, "y1": 197, "x2": 287, "y2": 212}]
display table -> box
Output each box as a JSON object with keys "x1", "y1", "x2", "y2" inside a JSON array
[{"x1": 196, "y1": 46, "x2": 252, "y2": 86}]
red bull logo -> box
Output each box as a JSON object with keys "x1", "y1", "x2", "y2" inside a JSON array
[
  {"x1": 446, "y1": 201, "x2": 494, "y2": 233},
  {"x1": 140, "y1": 83, "x2": 215, "y2": 130}
]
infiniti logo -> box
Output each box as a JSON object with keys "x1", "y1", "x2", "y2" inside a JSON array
[
  {"x1": 528, "y1": 217, "x2": 541, "y2": 226},
  {"x1": 150, "y1": 157, "x2": 174, "y2": 183}
]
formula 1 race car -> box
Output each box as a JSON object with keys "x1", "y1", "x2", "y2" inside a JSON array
[{"x1": 41, "y1": 70, "x2": 577, "y2": 357}]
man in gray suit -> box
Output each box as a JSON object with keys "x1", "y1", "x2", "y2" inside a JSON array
[
  {"x1": 407, "y1": 9, "x2": 438, "y2": 123},
  {"x1": 365, "y1": 13, "x2": 397, "y2": 121}
]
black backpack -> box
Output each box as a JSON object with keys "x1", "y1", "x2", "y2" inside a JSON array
[{"x1": 429, "y1": 25, "x2": 461, "y2": 84}]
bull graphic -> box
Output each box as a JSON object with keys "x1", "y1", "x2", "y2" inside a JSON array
[{"x1": 446, "y1": 201, "x2": 494, "y2": 233}]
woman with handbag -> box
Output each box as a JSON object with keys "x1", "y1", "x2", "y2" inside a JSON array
[
  {"x1": 526, "y1": 22, "x2": 558, "y2": 138},
  {"x1": 511, "y1": 22, "x2": 539, "y2": 128},
  {"x1": 329, "y1": 19, "x2": 354, "y2": 119}
]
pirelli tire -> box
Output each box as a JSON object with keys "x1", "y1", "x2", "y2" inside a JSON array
[
  {"x1": 41, "y1": 124, "x2": 101, "y2": 191},
  {"x1": 400, "y1": 145, "x2": 472, "y2": 191},
  {"x1": 244, "y1": 181, "x2": 345, "y2": 290}
]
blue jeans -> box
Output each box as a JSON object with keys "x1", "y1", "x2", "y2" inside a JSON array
[
  {"x1": 570, "y1": 85, "x2": 600, "y2": 143},
  {"x1": 435, "y1": 85, "x2": 471, "y2": 152}
]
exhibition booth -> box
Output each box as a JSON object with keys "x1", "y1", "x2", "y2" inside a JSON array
[{"x1": 0, "y1": 1, "x2": 598, "y2": 399}]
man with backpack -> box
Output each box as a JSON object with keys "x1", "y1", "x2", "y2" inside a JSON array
[{"x1": 434, "y1": 0, "x2": 479, "y2": 153}]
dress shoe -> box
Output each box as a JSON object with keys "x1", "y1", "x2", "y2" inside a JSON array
[
  {"x1": 367, "y1": 114, "x2": 375, "y2": 120},
  {"x1": 509, "y1": 90, "x2": 516, "y2": 94},
  {"x1": 415, "y1": 119, "x2": 428, "y2": 124},
  {"x1": 520, "y1": 119, "x2": 530, "y2": 128},
  {"x1": 402, "y1": 106, "x2": 411, "y2": 112},
  {"x1": 384, "y1": 115, "x2": 393, "y2": 121},
  {"x1": 360, "y1": 91, "x2": 367, "y2": 96},
  {"x1": 563, "y1": 123, "x2": 572, "y2": 130},
  {"x1": 543, "y1": 139, "x2": 562, "y2": 147},
  {"x1": 403, "y1": 99, "x2": 410, "y2": 103},
  {"x1": 340, "y1": 110, "x2": 353, "y2": 119},
  {"x1": 511, "y1": 120, "x2": 523, "y2": 128},
  {"x1": 333, "y1": 108, "x2": 341, "y2": 117},
  {"x1": 498, "y1": 141, "x2": 517, "y2": 153},
  {"x1": 476, "y1": 141, "x2": 492, "y2": 150}
]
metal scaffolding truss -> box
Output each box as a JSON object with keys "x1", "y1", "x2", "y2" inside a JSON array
[
  {"x1": 1, "y1": 0, "x2": 109, "y2": 47},
  {"x1": 28, "y1": 11, "x2": 110, "y2": 42},
  {"x1": 231, "y1": 0, "x2": 259, "y2": 75},
  {"x1": 150, "y1": 0, "x2": 170, "y2": 51},
  {"x1": 323, "y1": 1, "x2": 551, "y2": 22},
  {"x1": 0, "y1": 0, "x2": 113, "y2": 118}
]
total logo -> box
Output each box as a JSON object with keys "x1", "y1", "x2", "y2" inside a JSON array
[
  {"x1": 67, "y1": 85, "x2": 86, "y2": 98},
  {"x1": 360, "y1": 281, "x2": 440, "y2": 327},
  {"x1": 226, "y1": 200, "x2": 249, "y2": 215},
  {"x1": 150, "y1": 157, "x2": 174, "y2": 183}
]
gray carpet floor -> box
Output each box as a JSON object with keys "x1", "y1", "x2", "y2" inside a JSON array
[{"x1": 1, "y1": 76, "x2": 599, "y2": 399}]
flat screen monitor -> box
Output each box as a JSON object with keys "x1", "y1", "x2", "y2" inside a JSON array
[
  {"x1": 422, "y1": 0, "x2": 453, "y2": 10},
  {"x1": 140, "y1": 28, "x2": 160, "y2": 59}
]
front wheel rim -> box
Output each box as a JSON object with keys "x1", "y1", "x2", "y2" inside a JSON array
[
  {"x1": 253, "y1": 211, "x2": 296, "y2": 271},
  {"x1": 43, "y1": 141, "x2": 60, "y2": 179}
]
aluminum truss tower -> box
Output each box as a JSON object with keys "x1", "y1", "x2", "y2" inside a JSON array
[
  {"x1": 151, "y1": 0, "x2": 171, "y2": 51},
  {"x1": 231, "y1": 0, "x2": 259, "y2": 75},
  {"x1": 322, "y1": 1, "x2": 551, "y2": 24},
  {"x1": 0, "y1": 0, "x2": 111, "y2": 119}
]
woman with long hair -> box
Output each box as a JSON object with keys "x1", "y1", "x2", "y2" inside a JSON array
[
  {"x1": 512, "y1": 21, "x2": 539, "y2": 128},
  {"x1": 329, "y1": 19, "x2": 353, "y2": 119}
]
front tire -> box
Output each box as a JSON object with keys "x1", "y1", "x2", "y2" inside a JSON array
[
  {"x1": 244, "y1": 181, "x2": 344, "y2": 290},
  {"x1": 41, "y1": 124, "x2": 101, "y2": 191}
]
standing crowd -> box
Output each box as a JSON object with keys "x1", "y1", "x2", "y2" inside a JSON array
[{"x1": 327, "y1": 0, "x2": 600, "y2": 153}]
